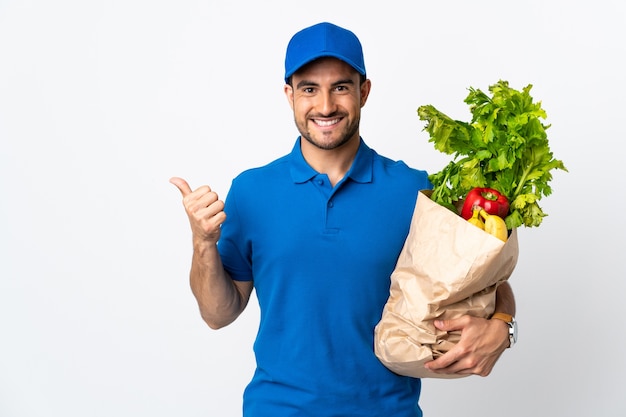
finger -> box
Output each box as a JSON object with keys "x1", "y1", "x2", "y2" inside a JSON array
[
  {"x1": 433, "y1": 315, "x2": 471, "y2": 332},
  {"x1": 424, "y1": 361, "x2": 464, "y2": 375},
  {"x1": 190, "y1": 196, "x2": 224, "y2": 221},
  {"x1": 426, "y1": 351, "x2": 486, "y2": 376},
  {"x1": 425, "y1": 348, "x2": 459, "y2": 371},
  {"x1": 169, "y1": 177, "x2": 193, "y2": 197}
]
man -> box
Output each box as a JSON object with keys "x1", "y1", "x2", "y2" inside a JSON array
[{"x1": 171, "y1": 22, "x2": 515, "y2": 417}]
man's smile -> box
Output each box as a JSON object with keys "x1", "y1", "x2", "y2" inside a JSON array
[{"x1": 312, "y1": 118, "x2": 341, "y2": 127}]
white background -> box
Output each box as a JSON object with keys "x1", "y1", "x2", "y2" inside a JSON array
[{"x1": 1, "y1": 1, "x2": 624, "y2": 416}]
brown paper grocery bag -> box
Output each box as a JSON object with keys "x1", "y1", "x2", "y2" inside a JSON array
[{"x1": 374, "y1": 190, "x2": 519, "y2": 379}]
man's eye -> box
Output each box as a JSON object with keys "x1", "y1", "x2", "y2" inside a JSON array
[{"x1": 303, "y1": 87, "x2": 315, "y2": 93}]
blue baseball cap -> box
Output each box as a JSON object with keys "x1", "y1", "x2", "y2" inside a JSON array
[{"x1": 284, "y1": 22, "x2": 366, "y2": 83}]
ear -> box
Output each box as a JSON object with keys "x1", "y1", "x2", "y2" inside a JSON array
[
  {"x1": 360, "y1": 79, "x2": 372, "y2": 108},
  {"x1": 284, "y1": 83, "x2": 295, "y2": 110}
]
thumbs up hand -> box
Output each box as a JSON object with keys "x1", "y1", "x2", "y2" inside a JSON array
[{"x1": 169, "y1": 177, "x2": 226, "y2": 245}]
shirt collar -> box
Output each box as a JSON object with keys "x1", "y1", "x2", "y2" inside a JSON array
[{"x1": 289, "y1": 137, "x2": 373, "y2": 184}]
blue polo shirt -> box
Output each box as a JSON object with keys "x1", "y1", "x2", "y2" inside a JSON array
[{"x1": 218, "y1": 138, "x2": 431, "y2": 417}]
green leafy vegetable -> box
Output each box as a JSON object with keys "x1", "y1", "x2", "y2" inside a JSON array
[{"x1": 418, "y1": 80, "x2": 567, "y2": 229}]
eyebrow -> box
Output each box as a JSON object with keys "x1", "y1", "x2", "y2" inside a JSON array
[{"x1": 295, "y1": 78, "x2": 355, "y2": 90}]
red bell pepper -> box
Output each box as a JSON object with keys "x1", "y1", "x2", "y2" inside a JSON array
[{"x1": 460, "y1": 187, "x2": 509, "y2": 220}]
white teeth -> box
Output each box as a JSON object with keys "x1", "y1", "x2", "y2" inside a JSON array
[{"x1": 315, "y1": 119, "x2": 339, "y2": 127}]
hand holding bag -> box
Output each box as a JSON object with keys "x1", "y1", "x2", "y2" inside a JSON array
[{"x1": 374, "y1": 190, "x2": 519, "y2": 379}]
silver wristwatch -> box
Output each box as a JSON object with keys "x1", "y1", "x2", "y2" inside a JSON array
[{"x1": 492, "y1": 313, "x2": 517, "y2": 348}]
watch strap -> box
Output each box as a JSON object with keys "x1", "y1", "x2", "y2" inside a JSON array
[
  {"x1": 491, "y1": 312, "x2": 517, "y2": 348},
  {"x1": 491, "y1": 312, "x2": 513, "y2": 323}
]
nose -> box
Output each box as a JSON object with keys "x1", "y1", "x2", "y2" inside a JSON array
[{"x1": 318, "y1": 90, "x2": 337, "y2": 115}]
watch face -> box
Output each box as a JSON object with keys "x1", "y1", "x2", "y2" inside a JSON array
[{"x1": 510, "y1": 318, "x2": 517, "y2": 346}]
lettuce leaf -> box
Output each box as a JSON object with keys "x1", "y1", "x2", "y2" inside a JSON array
[{"x1": 418, "y1": 80, "x2": 568, "y2": 229}]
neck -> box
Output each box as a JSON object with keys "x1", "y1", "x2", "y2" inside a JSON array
[{"x1": 300, "y1": 136, "x2": 360, "y2": 186}]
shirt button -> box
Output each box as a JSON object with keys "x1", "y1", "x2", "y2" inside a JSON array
[
  {"x1": 328, "y1": 201, "x2": 334, "y2": 208},
  {"x1": 317, "y1": 179, "x2": 324, "y2": 185}
]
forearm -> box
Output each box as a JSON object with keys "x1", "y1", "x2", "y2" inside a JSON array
[
  {"x1": 490, "y1": 281, "x2": 516, "y2": 350},
  {"x1": 494, "y1": 281, "x2": 516, "y2": 316},
  {"x1": 190, "y1": 240, "x2": 249, "y2": 329}
]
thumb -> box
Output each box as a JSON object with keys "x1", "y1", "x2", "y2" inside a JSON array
[
  {"x1": 433, "y1": 317, "x2": 465, "y2": 332},
  {"x1": 169, "y1": 177, "x2": 193, "y2": 197}
]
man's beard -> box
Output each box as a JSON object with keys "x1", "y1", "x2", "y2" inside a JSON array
[{"x1": 296, "y1": 113, "x2": 360, "y2": 151}]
